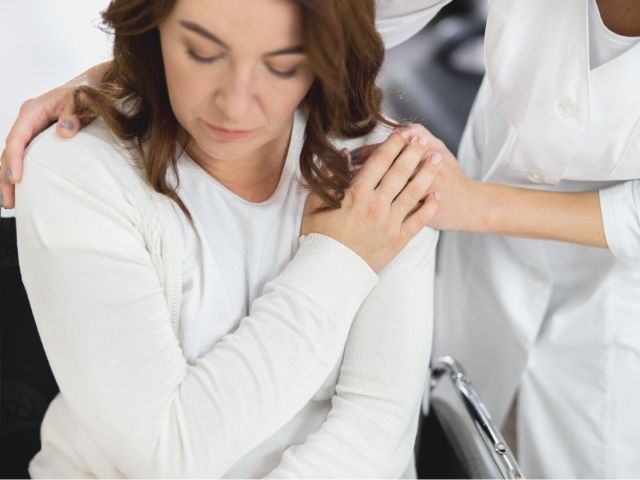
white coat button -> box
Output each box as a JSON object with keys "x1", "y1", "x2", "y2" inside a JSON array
[{"x1": 557, "y1": 99, "x2": 577, "y2": 118}]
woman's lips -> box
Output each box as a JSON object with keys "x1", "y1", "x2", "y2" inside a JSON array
[{"x1": 205, "y1": 122, "x2": 255, "y2": 140}]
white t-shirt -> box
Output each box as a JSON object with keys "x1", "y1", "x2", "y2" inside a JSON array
[
  {"x1": 173, "y1": 112, "x2": 306, "y2": 363},
  {"x1": 172, "y1": 112, "x2": 314, "y2": 476},
  {"x1": 169, "y1": 110, "x2": 437, "y2": 477}
]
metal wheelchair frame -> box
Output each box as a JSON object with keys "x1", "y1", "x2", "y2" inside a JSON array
[{"x1": 430, "y1": 356, "x2": 524, "y2": 479}]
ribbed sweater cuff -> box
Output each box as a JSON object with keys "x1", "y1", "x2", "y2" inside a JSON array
[{"x1": 275, "y1": 233, "x2": 378, "y2": 323}]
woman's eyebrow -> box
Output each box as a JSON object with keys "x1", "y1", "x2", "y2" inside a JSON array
[
  {"x1": 178, "y1": 20, "x2": 304, "y2": 56},
  {"x1": 264, "y1": 46, "x2": 305, "y2": 57},
  {"x1": 179, "y1": 20, "x2": 229, "y2": 49}
]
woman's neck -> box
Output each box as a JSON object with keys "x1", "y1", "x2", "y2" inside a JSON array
[{"x1": 186, "y1": 122, "x2": 293, "y2": 203}]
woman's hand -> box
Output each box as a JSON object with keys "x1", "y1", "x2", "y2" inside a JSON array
[
  {"x1": 0, "y1": 62, "x2": 109, "y2": 208},
  {"x1": 349, "y1": 124, "x2": 485, "y2": 233},
  {"x1": 302, "y1": 131, "x2": 441, "y2": 272}
]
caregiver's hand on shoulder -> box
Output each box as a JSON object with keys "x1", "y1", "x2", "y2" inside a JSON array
[
  {"x1": 403, "y1": 125, "x2": 485, "y2": 232},
  {"x1": 302, "y1": 131, "x2": 441, "y2": 273},
  {"x1": 0, "y1": 62, "x2": 109, "y2": 208},
  {"x1": 350, "y1": 124, "x2": 485, "y2": 233},
  {"x1": 424, "y1": 144, "x2": 486, "y2": 232}
]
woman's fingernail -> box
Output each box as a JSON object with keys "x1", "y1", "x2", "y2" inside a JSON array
[
  {"x1": 399, "y1": 129, "x2": 411, "y2": 140},
  {"x1": 7, "y1": 168, "x2": 14, "y2": 183},
  {"x1": 59, "y1": 120, "x2": 75, "y2": 131},
  {"x1": 418, "y1": 135, "x2": 429, "y2": 146},
  {"x1": 431, "y1": 153, "x2": 442, "y2": 165},
  {"x1": 434, "y1": 191, "x2": 441, "y2": 201}
]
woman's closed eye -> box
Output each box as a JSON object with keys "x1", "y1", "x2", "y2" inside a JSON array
[
  {"x1": 187, "y1": 48, "x2": 223, "y2": 64},
  {"x1": 265, "y1": 64, "x2": 300, "y2": 79},
  {"x1": 185, "y1": 42, "x2": 304, "y2": 80}
]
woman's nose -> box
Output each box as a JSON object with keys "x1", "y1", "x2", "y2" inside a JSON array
[{"x1": 213, "y1": 69, "x2": 255, "y2": 123}]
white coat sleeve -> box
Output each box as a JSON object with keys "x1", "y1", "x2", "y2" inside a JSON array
[
  {"x1": 15, "y1": 142, "x2": 378, "y2": 478},
  {"x1": 267, "y1": 227, "x2": 438, "y2": 478},
  {"x1": 375, "y1": 0, "x2": 452, "y2": 49},
  {"x1": 599, "y1": 180, "x2": 640, "y2": 265}
]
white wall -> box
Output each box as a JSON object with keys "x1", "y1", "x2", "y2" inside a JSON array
[{"x1": 0, "y1": 1, "x2": 112, "y2": 145}]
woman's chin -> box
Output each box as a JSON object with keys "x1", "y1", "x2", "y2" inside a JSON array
[{"x1": 189, "y1": 136, "x2": 258, "y2": 163}]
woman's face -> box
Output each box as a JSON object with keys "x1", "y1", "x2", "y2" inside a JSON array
[{"x1": 158, "y1": 0, "x2": 315, "y2": 163}]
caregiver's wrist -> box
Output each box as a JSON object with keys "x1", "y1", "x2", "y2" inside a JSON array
[
  {"x1": 460, "y1": 181, "x2": 497, "y2": 234},
  {"x1": 472, "y1": 182, "x2": 506, "y2": 234}
]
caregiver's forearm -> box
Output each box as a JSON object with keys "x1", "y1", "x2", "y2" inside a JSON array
[{"x1": 478, "y1": 183, "x2": 607, "y2": 248}]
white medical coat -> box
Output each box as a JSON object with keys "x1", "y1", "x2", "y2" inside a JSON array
[{"x1": 376, "y1": 0, "x2": 640, "y2": 477}]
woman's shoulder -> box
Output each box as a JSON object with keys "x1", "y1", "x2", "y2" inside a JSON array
[{"x1": 25, "y1": 118, "x2": 146, "y2": 192}]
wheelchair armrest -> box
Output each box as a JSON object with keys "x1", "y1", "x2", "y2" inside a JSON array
[{"x1": 430, "y1": 356, "x2": 524, "y2": 479}]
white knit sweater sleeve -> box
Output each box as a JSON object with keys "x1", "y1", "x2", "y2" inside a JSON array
[
  {"x1": 267, "y1": 227, "x2": 438, "y2": 478},
  {"x1": 15, "y1": 128, "x2": 378, "y2": 478}
]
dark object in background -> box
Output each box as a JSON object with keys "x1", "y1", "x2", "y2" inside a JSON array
[
  {"x1": 416, "y1": 409, "x2": 471, "y2": 478},
  {"x1": 1, "y1": 218, "x2": 59, "y2": 479},
  {"x1": 426, "y1": 357, "x2": 523, "y2": 479},
  {"x1": 381, "y1": 0, "x2": 486, "y2": 153}
]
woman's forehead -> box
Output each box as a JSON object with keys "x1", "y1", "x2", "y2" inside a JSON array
[{"x1": 168, "y1": 0, "x2": 305, "y2": 51}]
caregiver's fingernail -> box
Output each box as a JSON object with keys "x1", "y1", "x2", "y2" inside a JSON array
[{"x1": 59, "y1": 120, "x2": 75, "y2": 131}]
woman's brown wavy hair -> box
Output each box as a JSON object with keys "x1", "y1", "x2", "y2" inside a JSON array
[{"x1": 75, "y1": 0, "x2": 391, "y2": 211}]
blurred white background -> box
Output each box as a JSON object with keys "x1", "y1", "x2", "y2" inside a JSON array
[
  {"x1": 0, "y1": 1, "x2": 112, "y2": 152},
  {"x1": 0, "y1": 1, "x2": 111, "y2": 215}
]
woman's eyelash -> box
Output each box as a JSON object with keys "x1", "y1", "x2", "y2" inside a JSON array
[
  {"x1": 187, "y1": 49, "x2": 298, "y2": 79},
  {"x1": 267, "y1": 66, "x2": 298, "y2": 79},
  {"x1": 187, "y1": 49, "x2": 221, "y2": 64}
]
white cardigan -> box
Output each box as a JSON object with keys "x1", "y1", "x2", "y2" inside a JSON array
[{"x1": 16, "y1": 120, "x2": 438, "y2": 478}]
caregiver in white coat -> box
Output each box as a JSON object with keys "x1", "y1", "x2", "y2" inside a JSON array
[
  {"x1": 382, "y1": 1, "x2": 640, "y2": 478},
  {"x1": 2, "y1": 0, "x2": 639, "y2": 477}
]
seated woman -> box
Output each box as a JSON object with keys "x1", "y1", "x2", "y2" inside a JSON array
[{"x1": 15, "y1": 0, "x2": 440, "y2": 477}]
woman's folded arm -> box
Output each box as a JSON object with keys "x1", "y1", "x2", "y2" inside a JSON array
[
  {"x1": 268, "y1": 227, "x2": 438, "y2": 478},
  {"x1": 16, "y1": 133, "x2": 378, "y2": 478}
]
